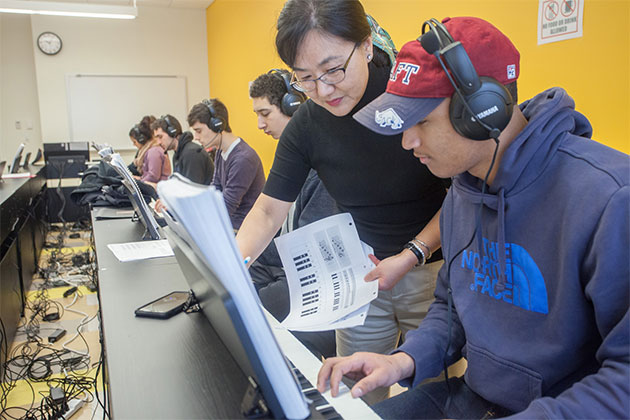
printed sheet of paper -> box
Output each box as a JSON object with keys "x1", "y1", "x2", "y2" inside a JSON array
[
  {"x1": 275, "y1": 213, "x2": 378, "y2": 331},
  {"x1": 107, "y1": 239, "x2": 173, "y2": 262}
]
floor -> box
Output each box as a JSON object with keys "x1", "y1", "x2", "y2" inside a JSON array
[
  {"x1": 1, "y1": 221, "x2": 467, "y2": 418},
  {"x1": 0, "y1": 224, "x2": 105, "y2": 420}
]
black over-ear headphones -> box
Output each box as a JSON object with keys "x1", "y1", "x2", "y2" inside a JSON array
[
  {"x1": 162, "y1": 115, "x2": 178, "y2": 138},
  {"x1": 131, "y1": 124, "x2": 147, "y2": 144},
  {"x1": 201, "y1": 99, "x2": 226, "y2": 133},
  {"x1": 419, "y1": 18, "x2": 513, "y2": 141},
  {"x1": 268, "y1": 69, "x2": 307, "y2": 117}
]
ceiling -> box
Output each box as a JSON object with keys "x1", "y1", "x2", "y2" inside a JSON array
[{"x1": 8, "y1": 0, "x2": 214, "y2": 9}]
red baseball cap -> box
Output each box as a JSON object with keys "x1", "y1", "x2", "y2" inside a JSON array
[{"x1": 354, "y1": 16, "x2": 520, "y2": 135}]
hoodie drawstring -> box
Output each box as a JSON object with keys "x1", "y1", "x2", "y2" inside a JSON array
[
  {"x1": 458, "y1": 184, "x2": 508, "y2": 293},
  {"x1": 496, "y1": 188, "x2": 507, "y2": 292}
]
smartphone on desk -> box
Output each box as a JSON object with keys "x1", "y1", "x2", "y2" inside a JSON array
[{"x1": 134, "y1": 291, "x2": 189, "y2": 319}]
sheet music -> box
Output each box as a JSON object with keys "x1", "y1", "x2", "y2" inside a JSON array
[
  {"x1": 157, "y1": 176, "x2": 310, "y2": 420},
  {"x1": 107, "y1": 239, "x2": 173, "y2": 262},
  {"x1": 274, "y1": 213, "x2": 378, "y2": 331}
]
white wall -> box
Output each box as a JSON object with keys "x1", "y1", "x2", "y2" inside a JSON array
[
  {"x1": 1, "y1": 14, "x2": 43, "y2": 161},
  {"x1": 30, "y1": 5, "x2": 210, "y2": 149}
]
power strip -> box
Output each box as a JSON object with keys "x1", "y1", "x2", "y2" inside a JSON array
[{"x1": 63, "y1": 398, "x2": 85, "y2": 418}]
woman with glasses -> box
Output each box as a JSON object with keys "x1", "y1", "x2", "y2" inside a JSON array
[{"x1": 236, "y1": 0, "x2": 447, "y2": 403}]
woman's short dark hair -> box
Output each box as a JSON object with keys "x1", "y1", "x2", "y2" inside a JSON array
[
  {"x1": 187, "y1": 98, "x2": 232, "y2": 133},
  {"x1": 249, "y1": 71, "x2": 290, "y2": 112},
  {"x1": 129, "y1": 115, "x2": 155, "y2": 144},
  {"x1": 276, "y1": 0, "x2": 371, "y2": 68}
]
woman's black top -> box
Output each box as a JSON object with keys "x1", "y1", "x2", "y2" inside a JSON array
[{"x1": 264, "y1": 62, "x2": 446, "y2": 260}]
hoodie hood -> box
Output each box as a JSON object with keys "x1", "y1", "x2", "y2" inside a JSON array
[
  {"x1": 490, "y1": 87, "x2": 593, "y2": 194},
  {"x1": 174, "y1": 131, "x2": 194, "y2": 159},
  {"x1": 452, "y1": 87, "x2": 594, "y2": 289}
]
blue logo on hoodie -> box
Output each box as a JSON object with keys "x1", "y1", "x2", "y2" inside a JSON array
[{"x1": 462, "y1": 239, "x2": 548, "y2": 314}]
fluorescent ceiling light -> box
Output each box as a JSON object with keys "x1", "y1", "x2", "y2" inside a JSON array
[{"x1": 0, "y1": 0, "x2": 137, "y2": 19}]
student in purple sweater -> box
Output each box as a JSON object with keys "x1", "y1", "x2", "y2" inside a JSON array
[
  {"x1": 187, "y1": 98, "x2": 265, "y2": 230},
  {"x1": 128, "y1": 115, "x2": 171, "y2": 188}
]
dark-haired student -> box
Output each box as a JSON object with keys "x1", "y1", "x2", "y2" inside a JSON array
[
  {"x1": 236, "y1": 0, "x2": 448, "y2": 403},
  {"x1": 248, "y1": 69, "x2": 338, "y2": 359},
  {"x1": 188, "y1": 98, "x2": 265, "y2": 230},
  {"x1": 128, "y1": 115, "x2": 171, "y2": 187},
  {"x1": 151, "y1": 114, "x2": 214, "y2": 186},
  {"x1": 318, "y1": 16, "x2": 629, "y2": 420}
]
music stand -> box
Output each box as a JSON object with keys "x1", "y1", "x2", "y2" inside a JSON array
[
  {"x1": 162, "y1": 217, "x2": 312, "y2": 420},
  {"x1": 9, "y1": 143, "x2": 25, "y2": 174},
  {"x1": 31, "y1": 148, "x2": 43, "y2": 165},
  {"x1": 103, "y1": 154, "x2": 161, "y2": 240},
  {"x1": 22, "y1": 152, "x2": 32, "y2": 169}
]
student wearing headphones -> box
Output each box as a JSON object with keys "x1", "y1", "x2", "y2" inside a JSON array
[
  {"x1": 248, "y1": 69, "x2": 338, "y2": 359},
  {"x1": 187, "y1": 98, "x2": 265, "y2": 230},
  {"x1": 128, "y1": 115, "x2": 171, "y2": 186},
  {"x1": 318, "y1": 16, "x2": 629, "y2": 419},
  {"x1": 152, "y1": 114, "x2": 214, "y2": 186}
]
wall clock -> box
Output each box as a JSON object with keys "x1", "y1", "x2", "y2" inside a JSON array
[{"x1": 37, "y1": 32, "x2": 62, "y2": 55}]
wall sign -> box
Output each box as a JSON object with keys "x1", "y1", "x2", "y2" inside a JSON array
[{"x1": 538, "y1": 0, "x2": 584, "y2": 44}]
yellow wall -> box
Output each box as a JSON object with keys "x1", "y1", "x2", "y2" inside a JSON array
[{"x1": 206, "y1": 0, "x2": 629, "y2": 173}]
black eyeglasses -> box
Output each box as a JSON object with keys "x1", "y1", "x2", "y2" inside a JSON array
[{"x1": 290, "y1": 42, "x2": 360, "y2": 93}]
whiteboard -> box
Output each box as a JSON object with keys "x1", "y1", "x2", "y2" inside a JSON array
[{"x1": 66, "y1": 74, "x2": 188, "y2": 150}]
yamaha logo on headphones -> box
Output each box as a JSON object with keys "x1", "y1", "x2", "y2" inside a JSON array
[{"x1": 474, "y1": 105, "x2": 499, "y2": 121}]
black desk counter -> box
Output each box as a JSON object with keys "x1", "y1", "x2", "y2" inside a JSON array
[
  {"x1": 1, "y1": 168, "x2": 46, "y2": 246},
  {"x1": 92, "y1": 216, "x2": 248, "y2": 419},
  {"x1": 0, "y1": 169, "x2": 46, "y2": 368},
  {"x1": 92, "y1": 212, "x2": 378, "y2": 419}
]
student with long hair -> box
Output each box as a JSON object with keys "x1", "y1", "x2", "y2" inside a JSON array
[{"x1": 128, "y1": 115, "x2": 171, "y2": 187}]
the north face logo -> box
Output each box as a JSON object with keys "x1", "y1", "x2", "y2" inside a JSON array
[{"x1": 375, "y1": 108, "x2": 404, "y2": 130}]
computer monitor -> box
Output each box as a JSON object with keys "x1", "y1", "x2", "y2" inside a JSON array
[
  {"x1": 162, "y1": 217, "x2": 311, "y2": 420},
  {"x1": 44, "y1": 142, "x2": 90, "y2": 178},
  {"x1": 9, "y1": 143, "x2": 25, "y2": 174},
  {"x1": 103, "y1": 153, "x2": 161, "y2": 240}
]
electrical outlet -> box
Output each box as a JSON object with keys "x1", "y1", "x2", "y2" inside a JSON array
[{"x1": 15, "y1": 120, "x2": 21, "y2": 129}]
